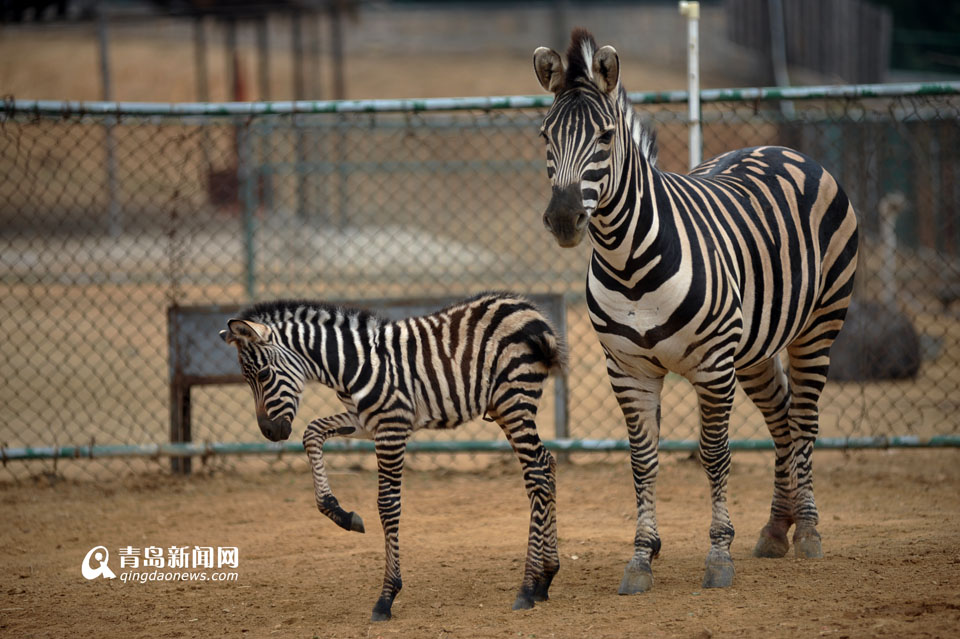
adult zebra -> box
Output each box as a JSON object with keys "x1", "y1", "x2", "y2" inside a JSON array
[
  {"x1": 220, "y1": 293, "x2": 564, "y2": 620},
  {"x1": 532, "y1": 29, "x2": 858, "y2": 593}
]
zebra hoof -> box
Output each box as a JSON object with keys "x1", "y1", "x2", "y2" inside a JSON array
[
  {"x1": 512, "y1": 594, "x2": 535, "y2": 610},
  {"x1": 531, "y1": 568, "x2": 557, "y2": 602},
  {"x1": 618, "y1": 558, "x2": 653, "y2": 595},
  {"x1": 702, "y1": 551, "x2": 734, "y2": 588},
  {"x1": 793, "y1": 527, "x2": 823, "y2": 559},
  {"x1": 531, "y1": 586, "x2": 549, "y2": 603},
  {"x1": 350, "y1": 512, "x2": 365, "y2": 534},
  {"x1": 753, "y1": 526, "x2": 790, "y2": 558},
  {"x1": 371, "y1": 598, "x2": 393, "y2": 622}
]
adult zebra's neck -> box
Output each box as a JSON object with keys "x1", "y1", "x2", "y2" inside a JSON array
[{"x1": 589, "y1": 112, "x2": 675, "y2": 289}]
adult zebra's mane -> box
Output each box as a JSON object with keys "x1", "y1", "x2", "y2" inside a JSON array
[{"x1": 564, "y1": 27, "x2": 658, "y2": 167}]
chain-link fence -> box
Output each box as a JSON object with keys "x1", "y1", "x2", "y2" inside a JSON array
[{"x1": 2, "y1": 83, "x2": 959, "y2": 480}]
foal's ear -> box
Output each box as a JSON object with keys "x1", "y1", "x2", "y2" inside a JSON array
[
  {"x1": 219, "y1": 329, "x2": 235, "y2": 345},
  {"x1": 226, "y1": 319, "x2": 271, "y2": 344},
  {"x1": 533, "y1": 46, "x2": 565, "y2": 94},
  {"x1": 592, "y1": 45, "x2": 620, "y2": 94}
]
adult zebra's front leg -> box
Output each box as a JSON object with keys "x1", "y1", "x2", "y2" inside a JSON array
[
  {"x1": 691, "y1": 364, "x2": 738, "y2": 588},
  {"x1": 370, "y1": 422, "x2": 411, "y2": 622},
  {"x1": 607, "y1": 355, "x2": 665, "y2": 595},
  {"x1": 302, "y1": 413, "x2": 367, "y2": 533}
]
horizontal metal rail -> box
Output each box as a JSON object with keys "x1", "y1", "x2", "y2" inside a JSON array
[
  {"x1": 6, "y1": 81, "x2": 960, "y2": 119},
  {"x1": 3, "y1": 435, "x2": 958, "y2": 462}
]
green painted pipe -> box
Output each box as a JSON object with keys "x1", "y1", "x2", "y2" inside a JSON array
[
  {"x1": 3, "y1": 435, "x2": 958, "y2": 462},
  {"x1": 8, "y1": 81, "x2": 960, "y2": 118}
]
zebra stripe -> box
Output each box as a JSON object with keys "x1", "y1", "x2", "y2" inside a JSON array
[
  {"x1": 534, "y1": 28, "x2": 858, "y2": 593},
  {"x1": 220, "y1": 292, "x2": 564, "y2": 620}
]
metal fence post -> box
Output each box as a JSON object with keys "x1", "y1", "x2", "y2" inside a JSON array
[
  {"x1": 167, "y1": 306, "x2": 192, "y2": 475},
  {"x1": 96, "y1": 5, "x2": 120, "y2": 237},
  {"x1": 239, "y1": 123, "x2": 257, "y2": 300}
]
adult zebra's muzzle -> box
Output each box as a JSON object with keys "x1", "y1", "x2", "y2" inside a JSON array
[
  {"x1": 543, "y1": 184, "x2": 590, "y2": 248},
  {"x1": 258, "y1": 413, "x2": 292, "y2": 442}
]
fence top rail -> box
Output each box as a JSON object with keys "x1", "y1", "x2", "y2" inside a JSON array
[{"x1": 6, "y1": 81, "x2": 960, "y2": 118}]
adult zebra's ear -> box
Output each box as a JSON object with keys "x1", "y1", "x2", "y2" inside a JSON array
[
  {"x1": 533, "y1": 47, "x2": 565, "y2": 94},
  {"x1": 226, "y1": 319, "x2": 271, "y2": 344},
  {"x1": 592, "y1": 45, "x2": 620, "y2": 95}
]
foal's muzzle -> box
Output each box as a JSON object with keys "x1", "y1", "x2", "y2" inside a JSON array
[
  {"x1": 542, "y1": 184, "x2": 589, "y2": 247},
  {"x1": 258, "y1": 413, "x2": 292, "y2": 442}
]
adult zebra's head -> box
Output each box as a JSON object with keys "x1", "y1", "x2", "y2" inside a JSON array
[
  {"x1": 533, "y1": 28, "x2": 656, "y2": 248},
  {"x1": 220, "y1": 319, "x2": 305, "y2": 442}
]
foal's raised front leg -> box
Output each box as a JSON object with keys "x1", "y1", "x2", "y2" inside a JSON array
[{"x1": 302, "y1": 413, "x2": 367, "y2": 533}]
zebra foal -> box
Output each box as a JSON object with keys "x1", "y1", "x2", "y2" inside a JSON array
[
  {"x1": 533, "y1": 29, "x2": 858, "y2": 594},
  {"x1": 219, "y1": 292, "x2": 565, "y2": 621}
]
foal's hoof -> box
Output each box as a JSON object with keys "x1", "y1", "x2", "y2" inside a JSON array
[
  {"x1": 702, "y1": 551, "x2": 735, "y2": 588},
  {"x1": 512, "y1": 594, "x2": 535, "y2": 610},
  {"x1": 370, "y1": 597, "x2": 393, "y2": 622},
  {"x1": 370, "y1": 610, "x2": 391, "y2": 622},
  {"x1": 753, "y1": 526, "x2": 790, "y2": 558},
  {"x1": 349, "y1": 512, "x2": 365, "y2": 533},
  {"x1": 793, "y1": 527, "x2": 823, "y2": 559},
  {"x1": 618, "y1": 558, "x2": 653, "y2": 595}
]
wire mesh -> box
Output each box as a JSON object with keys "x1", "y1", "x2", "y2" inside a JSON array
[{"x1": 2, "y1": 87, "x2": 958, "y2": 480}]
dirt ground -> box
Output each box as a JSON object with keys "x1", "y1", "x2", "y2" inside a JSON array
[{"x1": 2, "y1": 449, "x2": 959, "y2": 639}]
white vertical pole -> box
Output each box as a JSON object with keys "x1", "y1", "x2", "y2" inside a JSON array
[{"x1": 679, "y1": 1, "x2": 701, "y2": 171}]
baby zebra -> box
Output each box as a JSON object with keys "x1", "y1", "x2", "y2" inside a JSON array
[{"x1": 219, "y1": 292, "x2": 565, "y2": 621}]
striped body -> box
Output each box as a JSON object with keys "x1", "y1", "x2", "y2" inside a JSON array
[
  {"x1": 587, "y1": 144, "x2": 858, "y2": 377},
  {"x1": 534, "y1": 29, "x2": 858, "y2": 593},
  {"x1": 221, "y1": 292, "x2": 564, "y2": 620}
]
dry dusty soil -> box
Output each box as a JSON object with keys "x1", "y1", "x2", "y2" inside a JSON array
[{"x1": 2, "y1": 449, "x2": 959, "y2": 639}]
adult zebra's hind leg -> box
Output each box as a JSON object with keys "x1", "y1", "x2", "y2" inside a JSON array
[
  {"x1": 775, "y1": 176, "x2": 857, "y2": 561},
  {"x1": 767, "y1": 269, "x2": 854, "y2": 562},
  {"x1": 783, "y1": 339, "x2": 831, "y2": 559},
  {"x1": 491, "y1": 398, "x2": 559, "y2": 611},
  {"x1": 737, "y1": 358, "x2": 794, "y2": 558}
]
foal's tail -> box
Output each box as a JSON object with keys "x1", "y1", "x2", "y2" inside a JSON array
[{"x1": 519, "y1": 311, "x2": 568, "y2": 375}]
